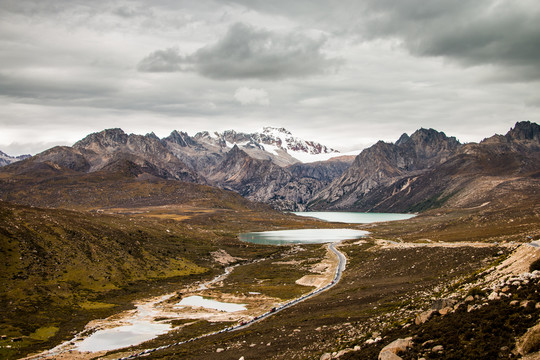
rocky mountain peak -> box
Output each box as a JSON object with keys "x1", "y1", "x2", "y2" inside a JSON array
[
  {"x1": 409, "y1": 128, "x2": 459, "y2": 146},
  {"x1": 73, "y1": 128, "x2": 128, "y2": 151},
  {"x1": 165, "y1": 130, "x2": 198, "y2": 147},
  {"x1": 262, "y1": 127, "x2": 292, "y2": 136},
  {"x1": 145, "y1": 132, "x2": 160, "y2": 141},
  {"x1": 227, "y1": 144, "x2": 249, "y2": 159},
  {"x1": 395, "y1": 133, "x2": 411, "y2": 146},
  {"x1": 506, "y1": 121, "x2": 540, "y2": 142}
]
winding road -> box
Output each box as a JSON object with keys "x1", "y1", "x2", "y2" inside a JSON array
[{"x1": 114, "y1": 242, "x2": 348, "y2": 360}]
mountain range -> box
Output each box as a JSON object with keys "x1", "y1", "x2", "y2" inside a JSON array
[{"x1": 0, "y1": 122, "x2": 538, "y2": 213}]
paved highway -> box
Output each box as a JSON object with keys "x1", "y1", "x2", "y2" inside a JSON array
[{"x1": 116, "y1": 242, "x2": 347, "y2": 360}]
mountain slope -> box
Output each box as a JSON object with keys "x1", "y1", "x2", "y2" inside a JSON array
[
  {"x1": 310, "y1": 121, "x2": 540, "y2": 212},
  {"x1": 207, "y1": 145, "x2": 351, "y2": 210},
  {"x1": 310, "y1": 128, "x2": 461, "y2": 210}
]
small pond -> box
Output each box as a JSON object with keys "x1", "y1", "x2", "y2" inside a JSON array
[
  {"x1": 76, "y1": 322, "x2": 171, "y2": 352},
  {"x1": 240, "y1": 212, "x2": 414, "y2": 245}
]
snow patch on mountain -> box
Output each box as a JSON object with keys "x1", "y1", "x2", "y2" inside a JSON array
[{"x1": 0, "y1": 150, "x2": 31, "y2": 167}]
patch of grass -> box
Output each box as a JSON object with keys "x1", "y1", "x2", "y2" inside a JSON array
[
  {"x1": 219, "y1": 245, "x2": 326, "y2": 300},
  {"x1": 29, "y1": 326, "x2": 59, "y2": 341},
  {"x1": 78, "y1": 301, "x2": 116, "y2": 310}
]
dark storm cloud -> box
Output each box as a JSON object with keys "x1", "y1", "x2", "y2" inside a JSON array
[
  {"x1": 228, "y1": 0, "x2": 540, "y2": 81},
  {"x1": 138, "y1": 23, "x2": 341, "y2": 80}
]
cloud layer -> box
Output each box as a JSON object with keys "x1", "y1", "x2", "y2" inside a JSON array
[
  {"x1": 234, "y1": 87, "x2": 270, "y2": 106},
  {"x1": 138, "y1": 23, "x2": 341, "y2": 80},
  {"x1": 0, "y1": 0, "x2": 538, "y2": 155}
]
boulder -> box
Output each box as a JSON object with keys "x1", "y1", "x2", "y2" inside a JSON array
[
  {"x1": 415, "y1": 310, "x2": 436, "y2": 325},
  {"x1": 439, "y1": 307, "x2": 453, "y2": 316},
  {"x1": 320, "y1": 353, "x2": 332, "y2": 360},
  {"x1": 517, "y1": 323, "x2": 540, "y2": 355},
  {"x1": 335, "y1": 349, "x2": 353, "y2": 358},
  {"x1": 379, "y1": 352, "x2": 403, "y2": 360},
  {"x1": 378, "y1": 337, "x2": 412, "y2": 360}
]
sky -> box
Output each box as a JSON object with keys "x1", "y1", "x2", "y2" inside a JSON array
[{"x1": 1, "y1": 0, "x2": 539, "y2": 155}]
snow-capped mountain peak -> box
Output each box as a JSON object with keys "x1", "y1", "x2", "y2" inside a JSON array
[
  {"x1": 166, "y1": 127, "x2": 344, "y2": 165},
  {"x1": 218, "y1": 127, "x2": 340, "y2": 164}
]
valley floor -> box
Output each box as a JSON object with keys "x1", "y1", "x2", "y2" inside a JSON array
[{"x1": 3, "y1": 202, "x2": 540, "y2": 360}]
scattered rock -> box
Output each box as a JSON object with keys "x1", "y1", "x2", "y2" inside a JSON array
[
  {"x1": 378, "y1": 337, "x2": 412, "y2": 360},
  {"x1": 415, "y1": 310, "x2": 436, "y2": 325},
  {"x1": 366, "y1": 337, "x2": 382, "y2": 344},
  {"x1": 516, "y1": 322, "x2": 540, "y2": 355},
  {"x1": 488, "y1": 291, "x2": 500, "y2": 300},
  {"x1": 335, "y1": 349, "x2": 353, "y2": 358},
  {"x1": 320, "y1": 353, "x2": 331, "y2": 360},
  {"x1": 431, "y1": 299, "x2": 456, "y2": 311},
  {"x1": 439, "y1": 307, "x2": 453, "y2": 316},
  {"x1": 521, "y1": 300, "x2": 536, "y2": 309},
  {"x1": 422, "y1": 340, "x2": 435, "y2": 347},
  {"x1": 432, "y1": 345, "x2": 444, "y2": 352},
  {"x1": 510, "y1": 300, "x2": 520, "y2": 306},
  {"x1": 216, "y1": 348, "x2": 225, "y2": 353},
  {"x1": 465, "y1": 295, "x2": 475, "y2": 302}
]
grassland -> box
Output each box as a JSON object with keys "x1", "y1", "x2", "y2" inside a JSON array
[{"x1": 0, "y1": 198, "x2": 341, "y2": 360}]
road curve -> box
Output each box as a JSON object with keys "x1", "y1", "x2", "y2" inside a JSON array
[{"x1": 115, "y1": 242, "x2": 347, "y2": 360}]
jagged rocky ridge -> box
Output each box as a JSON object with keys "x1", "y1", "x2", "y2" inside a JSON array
[
  {"x1": 1, "y1": 121, "x2": 538, "y2": 212},
  {"x1": 309, "y1": 121, "x2": 540, "y2": 212}
]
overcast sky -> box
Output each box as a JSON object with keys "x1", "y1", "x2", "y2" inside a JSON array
[{"x1": 1, "y1": 0, "x2": 539, "y2": 155}]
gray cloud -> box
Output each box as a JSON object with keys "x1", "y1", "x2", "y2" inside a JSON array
[
  {"x1": 359, "y1": 0, "x2": 540, "y2": 79},
  {"x1": 228, "y1": 0, "x2": 540, "y2": 81},
  {"x1": 137, "y1": 47, "x2": 189, "y2": 72},
  {"x1": 138, "y1": 22, "x2": 341, "y2": 80}
]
